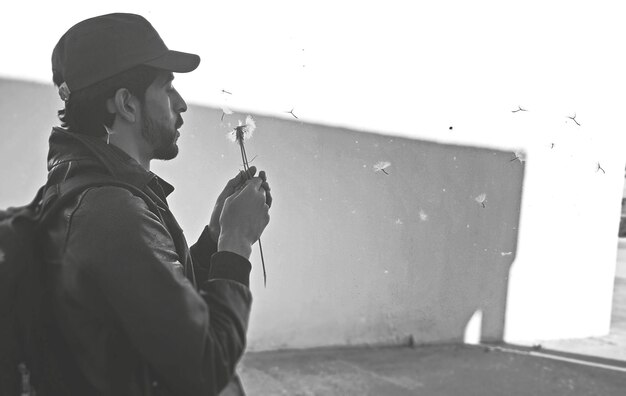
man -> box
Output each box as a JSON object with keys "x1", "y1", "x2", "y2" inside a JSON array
[{"x1": 41, "y1": 13, "x2": 271, "y2": 395}]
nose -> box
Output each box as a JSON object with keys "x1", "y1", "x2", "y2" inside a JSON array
[{"x1": 174, "y1": 89, "x2": 188, "y2": 114}]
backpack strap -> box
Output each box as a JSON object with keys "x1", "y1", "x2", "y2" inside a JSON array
[{"x1": 38, "y1": 175, "x2": 160, "y2": 228}]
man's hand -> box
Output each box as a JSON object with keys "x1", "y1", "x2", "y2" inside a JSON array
[
  {"x1": 208, "y1": 166, "x2": 272, "y2": 242},
  {"x1": 218, "y1": 177, "x2": 271, "y2": 259}
]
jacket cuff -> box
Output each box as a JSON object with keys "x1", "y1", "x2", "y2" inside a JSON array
[{"x1": 208, "y1": 251, "x2": 252, "y2": 287}]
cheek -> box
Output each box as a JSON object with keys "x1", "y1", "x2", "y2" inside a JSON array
[{"x1": 149, "y1": 98, "x2": 175, "y2": 123}]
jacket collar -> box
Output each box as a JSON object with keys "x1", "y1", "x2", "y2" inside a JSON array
[{"x1": 47, "y1": 127, "x2": 174, "y2": 197}]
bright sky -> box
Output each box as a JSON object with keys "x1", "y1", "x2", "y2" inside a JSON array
[{"x1": 2, "y1": 0, "x2": 625, "y2": 150}]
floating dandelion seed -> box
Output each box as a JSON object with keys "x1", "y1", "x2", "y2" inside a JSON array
[
  {"x1": 104, "y1": 126, "x2": 115, "y2": 145},
  {"x1": 597, "y1": 162, "x2": 606, "y2": 174},
  {"x1": 286, "y1": 108, "x2": 298, "y2": 119},
  {"x1": 373, "y1": 161, "x2": 391, "y2": 175},
  {"x1": 509, "y1": 150, "x2": 526, "y2": 163},
  {"x1": 419, "y1": 209, "x2": 428, "y2": 222},
  {"x1": 475, "y1": 193, "x2": 487, "y2": 208},
  {"x1": 220, "y1": 106, "x2": 233, "y2": 121},
  {"x1": 567, "y1": 113, "x2": 581, "y2": 126},
  {"x1": 395, "y1": 218, "x2": 403, "y2": 225},
  {"x1": 221, "y1": 89, "x2": 232, "y2": 95},
  {"x1": 501, "y1": 252, "x2": 513, "y2": 256},
  {"x1": 512, "y1": 105, "x2": 528, "y2": 113}
]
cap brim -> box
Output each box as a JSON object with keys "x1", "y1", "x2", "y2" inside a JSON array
[{"x1": 143, "y1": 50, "x2": 200, "y2": 73}]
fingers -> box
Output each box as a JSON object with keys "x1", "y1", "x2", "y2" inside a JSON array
[
  {"x1": 227, "y1": 166, "x2": 257, "y2": 188},
  {"x1": 246, "y1": 166, "x2": 257, "y2": 179},
  {"x1": 258, "y1": 170, "x2": 272, "y2": 208},
  {"x1": 225, "y1": 169, "x2": 272, "y2": 208}
]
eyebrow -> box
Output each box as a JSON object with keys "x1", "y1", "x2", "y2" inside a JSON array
[{"x1": 163, "y1": 72, "x2": 175, "y2": 85}]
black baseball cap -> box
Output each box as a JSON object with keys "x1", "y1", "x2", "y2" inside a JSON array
[{"x1": 52, "y1": 13, "x2": 200, "y2": 97}]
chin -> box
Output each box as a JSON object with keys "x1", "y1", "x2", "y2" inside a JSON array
[{"x1": 153, "y1": 143, "x2": 179, "y2": 161}]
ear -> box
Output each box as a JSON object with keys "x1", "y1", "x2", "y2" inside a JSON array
[{"x1": 107, "y1": 88, "x2": 140, "y2": 123}]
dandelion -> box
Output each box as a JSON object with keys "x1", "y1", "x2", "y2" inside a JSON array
[
  {"x1": 228, "y1": 115, "x2": 256, "y2": 143},
  {"x1": 475, "y1": 193, "x2": 487, "y2": 208},
  {"x1": 229, "y1": 115, "x2": 267, "y2": 286},
  {"x1": 373, "y1": 161, "x2": 391, "y2": 175}
]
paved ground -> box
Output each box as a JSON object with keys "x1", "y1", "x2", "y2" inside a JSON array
[
  {"x1": 238, "y1": 277, "x2": 626, "y2": 396},
  {"x1": 236, "y1": 244, "x2": 626, "y2": 395},
  {"x1": 238, "y1": 344, "x2": 626, "y2": 395}
]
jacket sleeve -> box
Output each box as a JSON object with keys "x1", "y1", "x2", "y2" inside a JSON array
[
  {"x1": 190, "y1": 226, "x2": 218, "y2": 281},
  {"x1": 64, "y1": 186, "x2": 252, "y2": 395}
]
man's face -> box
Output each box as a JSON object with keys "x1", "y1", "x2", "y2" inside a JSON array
[{"x1": 141, "y1": 71, "x2": 187, "y2": 160}]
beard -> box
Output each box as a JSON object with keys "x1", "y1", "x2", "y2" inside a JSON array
[{"x1": 141, "y1": 111, "x2": 181, "y2": 161}]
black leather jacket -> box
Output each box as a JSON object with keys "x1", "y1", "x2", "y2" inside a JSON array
[{"x1": 41, "y1": 128, "x2": 251, "y2": 395}]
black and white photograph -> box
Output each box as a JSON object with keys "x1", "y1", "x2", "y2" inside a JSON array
[{"x1": 0, "y1": 1, "x2": 625, "y2": 395}]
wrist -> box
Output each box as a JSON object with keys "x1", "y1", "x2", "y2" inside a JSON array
[{"x1": 217, "y1": 233, "x2": 252, "y2": 259}]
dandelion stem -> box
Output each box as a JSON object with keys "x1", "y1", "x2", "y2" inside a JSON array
[{"x1": 238, "y1": 138, "x2": 267, "y2": 287}]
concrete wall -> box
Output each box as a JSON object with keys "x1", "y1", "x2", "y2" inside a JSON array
[{"x1": 0, "y1": 78, "x2": 524, "y2": 350}]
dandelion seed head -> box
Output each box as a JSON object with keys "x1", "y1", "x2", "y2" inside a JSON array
[
  {"x1": 475, "y1": 193, "x2": 487, "y2": 204},
  {"x1": 373, "y1": 161, "x2": 391, "y2": 172},
  {"x1": 228, "y1": 115, "x2": 256, "y2": 142}
]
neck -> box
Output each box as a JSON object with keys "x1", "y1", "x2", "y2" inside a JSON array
[{"x1": 105, "y1": 126, "x2": 151, "y2": 170}]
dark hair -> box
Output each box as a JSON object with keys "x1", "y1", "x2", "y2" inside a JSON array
[{"x1": 53, "y1": 65, "x2": 159, "y2": 137}]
